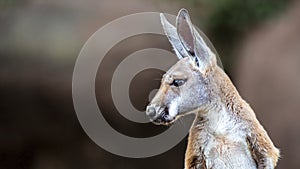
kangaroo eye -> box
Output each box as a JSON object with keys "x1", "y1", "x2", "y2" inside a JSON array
[{"x1": 171, "y1": 79, "x2": 186, "y2": 87}]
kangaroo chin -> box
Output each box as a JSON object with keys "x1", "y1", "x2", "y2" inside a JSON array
[
  {"x1": 146, "y1": 8, "x2": 279, "y2": 169},
  {"x1": 147, "y1": 106, "x2": 174, "y2": 125},
  {"x1": 152, "y1": 107, "x2": 172, "y2": 124}
]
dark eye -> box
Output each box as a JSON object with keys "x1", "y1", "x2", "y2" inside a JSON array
[{"x1": 170, "y1": 79, "x2": 186, "y2": 87}]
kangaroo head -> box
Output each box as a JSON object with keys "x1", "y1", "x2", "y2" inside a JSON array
[{"x1": 146, "y1": 9, "x2": 220, "y2": 125}]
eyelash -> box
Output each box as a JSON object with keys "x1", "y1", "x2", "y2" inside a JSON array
[{"x1": 170, "y1": 79, "x2": 186, "y2": 87}]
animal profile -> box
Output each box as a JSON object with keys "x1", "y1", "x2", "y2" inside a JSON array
[{"x1": 146, "y1": 9, "x2": 280, "y2": 169}]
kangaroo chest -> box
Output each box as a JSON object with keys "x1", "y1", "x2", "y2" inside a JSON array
[
  {"x1": 186, "y1": 112, "x2": 257, "y2": 169},
  {"x1": 204, "y1": 134, "x2": 256, "y2": 169},
  {"x1": 186, "y1": 131, "x2": 257, "y2": 169}
]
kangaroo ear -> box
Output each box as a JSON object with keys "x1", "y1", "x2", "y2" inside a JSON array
[
  {"x1": 193, "y1": 29, "x2": 215, "y2": 71},
  {"x1": 176, "y1": 9, "x2": 215, "y2": 71},
  {"x1": 160, "y1": 13, "x2": 189, "y2": 59},
  {"x1": 176, "y1": 9, "x2": 195, "y2": 57}
]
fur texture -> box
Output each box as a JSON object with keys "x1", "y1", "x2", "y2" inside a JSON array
[{"x1": 146, "y1": 9, "x2": 279, "y2": 169}]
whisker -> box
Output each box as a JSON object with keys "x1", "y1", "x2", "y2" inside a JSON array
[
  {"x1": 178, "y1": 118, "x2": 185, "y2": 128},
  {"x1": 176, "y1": 120, "x2": 186, "y2": 132},
  {"x1": 153, "y1": 71, "x2": 164, "y2": 77}
]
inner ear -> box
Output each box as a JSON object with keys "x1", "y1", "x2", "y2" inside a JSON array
[
  {"x1": 176, "y1": 9, "x2": 195, "y2": 56},
  {"x1": 160, "y1": 13, "x2": 190, "y2": 59}
]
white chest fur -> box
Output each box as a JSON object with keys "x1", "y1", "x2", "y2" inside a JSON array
[{"x1": 192, "y1": 107, "x2": 257, "y2": 169}]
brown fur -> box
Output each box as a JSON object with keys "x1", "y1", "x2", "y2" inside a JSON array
[
  {"x1": 184, "y1": 66, "x2": 280, "y2": 169},
  {"x1": 147, "y1": 9, "x2": 279, "y2": 169}
]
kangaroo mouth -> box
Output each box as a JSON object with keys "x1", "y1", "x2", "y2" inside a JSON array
[{"x1": 152, "y1": 106, "x2": 175, "y2": 125}]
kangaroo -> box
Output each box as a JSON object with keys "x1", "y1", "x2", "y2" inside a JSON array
[{"x1": 146, "y1": 9, "x2": 280, "y2": 169}]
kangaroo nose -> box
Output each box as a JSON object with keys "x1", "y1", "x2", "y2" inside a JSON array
[{"x1": 146, "y1": 106, "x2": 156, "y2": 118}]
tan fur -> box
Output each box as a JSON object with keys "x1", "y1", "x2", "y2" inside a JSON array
[
  {"x1": 146, "y1": 9, "x2": 279, "y2": 169},
  {"x1": 184, "y1": 65, "x2": 280, "y2": 169}
]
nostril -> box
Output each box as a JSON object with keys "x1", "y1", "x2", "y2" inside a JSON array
[{"x1": 146, "y1": 106, "x2": 156, "y2": 118}]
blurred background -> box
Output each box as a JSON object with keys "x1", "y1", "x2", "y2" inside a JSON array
[{"x1": 1, "y1": 0, "x2": 300, "y2": 168}]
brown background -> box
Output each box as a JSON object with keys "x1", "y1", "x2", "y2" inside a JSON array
[{"x1": 0, "y1": 0, "x2": 299, "y2": 169}]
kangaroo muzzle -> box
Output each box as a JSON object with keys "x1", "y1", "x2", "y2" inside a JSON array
[
  {"x1": 146, "y1": 105, "x2": 173, "y2": 124},
  {"x1": 146, "y1": 106, "x2": 156, "y2": 118}
]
